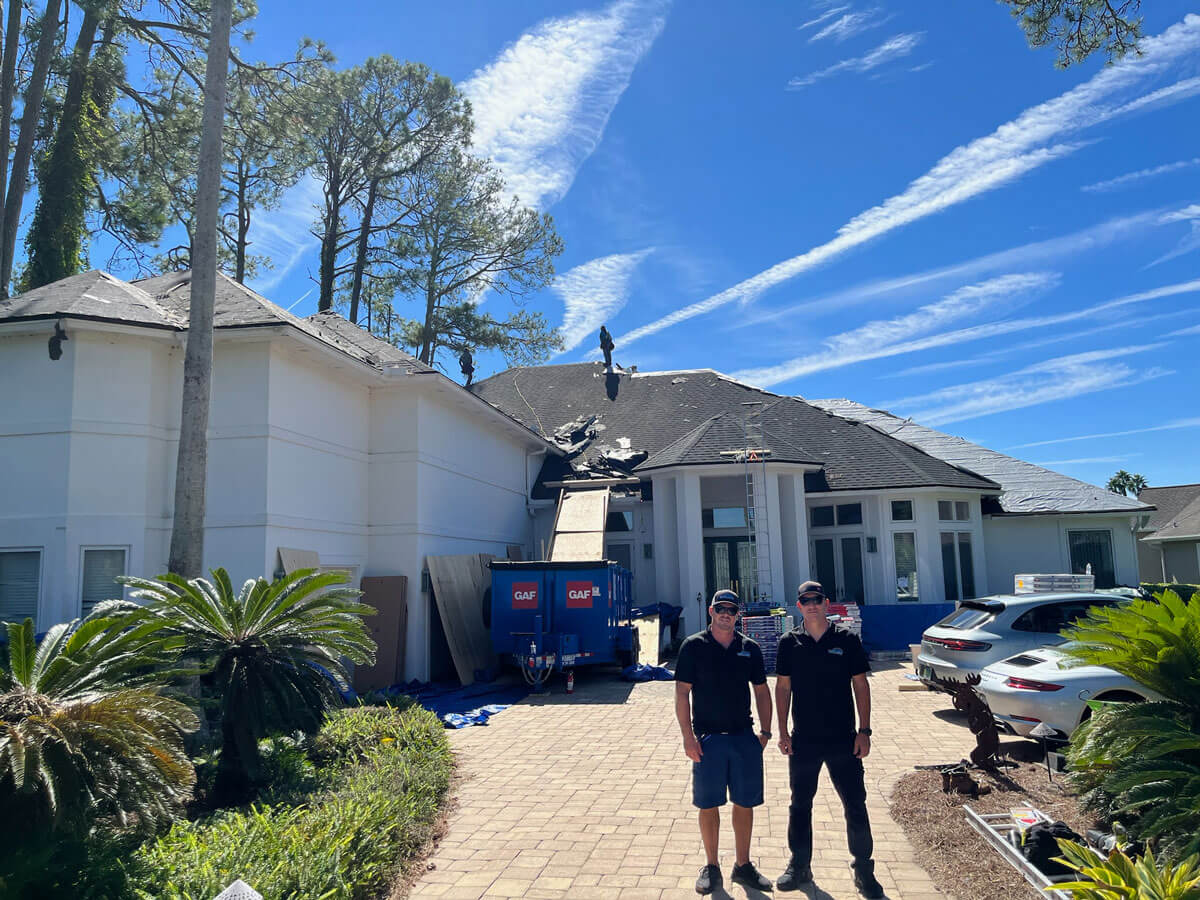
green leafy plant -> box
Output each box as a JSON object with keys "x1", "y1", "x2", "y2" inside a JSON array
[
  {"x1": 0, "y1": 612, "x2": 198, "y2": 894},
  {"x1": 1050, "y1": 839, "x2": 1200, "y2": 899},
  {"x1": 131, "y1": 705, "x2": 452, "y2": 900},
  {"x1": 120, "y1": 567, "x2": 377, "y2": 806},
  {"x1": 1062, "y1": 589, "x2": 1200, "y2": 858}
]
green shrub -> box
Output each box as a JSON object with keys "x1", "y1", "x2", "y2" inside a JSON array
[
  {"x1": 130, "y1": 705, "x2": 452, "y2": 900},
  {"x1": 1050, "y1": 840, "x2": 1200, "y2": 899},
  {"x1": 1063, "y1": 589, "x2": 1200, "y2": 859},
  {"x1": 1141, "y1": 583, "x2": 1199, "y2": 603}
]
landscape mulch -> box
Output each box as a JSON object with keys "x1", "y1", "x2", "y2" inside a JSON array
[{"x1": 889, "y1": 744, "x2": 1095, "y2": 900}]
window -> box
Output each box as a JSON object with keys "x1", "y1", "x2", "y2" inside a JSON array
[
  {"x1": 893, "y1": 532, "x2": 918, "y2": 602},
  {"x1": 891, "y1": 500, "x2": 914, "y2": 521},
  {"x1": 702, "y1": 507, "x2": 746, "y2": 529},
  {"x1": 1012, "y1": 599, "x2": 1120, "y2": 634},
  {"x1": 935, "y1": 606, "x2": 996, "y2": 630},
  {"x1": 836, "y1": 503, "x2": 863, "y2": 525},
  {"x1": 810, "y1": 506, "x2": 835, "y2": 527},
  {"x1": 956, "y1": 501, "x2": 970, "y2": 521},
  {"x1": 81, "y1": 548, "x2": 126, "y2": 617},
  {"x1": 1068, "y1": 530, "x2": 1116, "y2": 589},
  {"x1": 940, "y1": 532, "x2": 976, "y2": 603},
  {"x1": 606, "y1": 510, "x2": 634, "y2": 532},
  {"x1": 938, "y1": 500, "x2": 954, "y2": 520},
  {"x1": 0, "y1": 550, "x2": 41, "y2": 626},
  {"x1": 939, "y1": 500, "x2": 971, "y2": 521}
]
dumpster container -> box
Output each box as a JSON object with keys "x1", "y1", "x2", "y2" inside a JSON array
[{"x1": 490, "y1": 560, "x2": 636, "y2": 686}]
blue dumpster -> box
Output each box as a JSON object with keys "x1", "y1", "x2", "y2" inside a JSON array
[{"x1": 490, "y1": 560, "x2": 636, "y2": 686}]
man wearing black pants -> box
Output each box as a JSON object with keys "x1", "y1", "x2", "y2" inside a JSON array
[{"x1": 774, "y1": 581, "x2": 884, "y2": 898}]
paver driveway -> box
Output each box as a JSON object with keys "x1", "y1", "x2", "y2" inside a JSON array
[{"x1": 410, "y1": 663, "x2": 976, "y2": 900}]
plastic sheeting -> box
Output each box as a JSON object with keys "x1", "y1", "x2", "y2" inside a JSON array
[{"x1": 809, "y1": 399, "x2": 1152, "y2": 516}]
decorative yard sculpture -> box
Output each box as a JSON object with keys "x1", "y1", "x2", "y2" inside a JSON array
[{"x1": 932, "y1": 672, "x2": 1004, "y2": 771}]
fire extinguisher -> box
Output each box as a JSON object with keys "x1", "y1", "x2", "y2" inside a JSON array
[{"x1": 566, "y1": 670, "x2": 575, "y2": 694}]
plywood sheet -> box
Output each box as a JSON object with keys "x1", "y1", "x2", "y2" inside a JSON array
[
  {"x1": 353, "y1": 576, "x2": 407, "y2": 693},
  {"x1": 549, "y1": 531, "x2": 604, "y2": 561},
  {"x1": 555, "y1": 489, "x2": 608, "y2": 532},
  {"x1": 634, "y1": 615, "x2": 660, "y2": 666},
  {"x1": 427, "y1": 553, "x2": 496, "y2": 686},
  {"x1": 278, "y1": 547, "x2": 320, "y2": 574}
]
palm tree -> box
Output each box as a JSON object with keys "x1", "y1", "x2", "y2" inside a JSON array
[
  {"x1": 1062, "y1": 589, "x2": 1200, "y2": 859},
  {"x1": 0, "y1": 613, "x2": 198, "y2": 836},
  {"x1": 1128, "y1": 473, "x2": 1149, "y2": 496},
  {"x1": 120, "y1": 568, "x2": 375, "y2": 805},
  {"x1": 1107, "y1": 469, "x2": 1134, "y2": 495}
]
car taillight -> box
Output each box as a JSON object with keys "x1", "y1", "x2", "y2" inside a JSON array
[
  {"x1": 926, "y1": 636, "x2": 992, "y2": 651},
  {"x1": 1005, "y1": 676, "x2": 1064, "y2": 692}
]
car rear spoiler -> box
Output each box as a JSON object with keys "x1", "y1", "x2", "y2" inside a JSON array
[{"x1": 960, "y1": 599, "x2": 1006, "y2": 613}]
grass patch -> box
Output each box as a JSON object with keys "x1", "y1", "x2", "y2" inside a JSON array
[{"x1": 127, "y1": 705, "x2": 451, "y2": 900}]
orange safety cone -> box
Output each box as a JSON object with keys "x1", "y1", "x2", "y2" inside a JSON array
[{"x1": 566, "y1": 670, "x2": 575, "y2": 694}]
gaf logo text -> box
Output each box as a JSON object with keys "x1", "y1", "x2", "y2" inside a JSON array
[
  {"x1": 512, "y1": 582, "x2": 538, "y2": 609},
  {"x1": 566, "y1": 581, "x2": 595, "y2": 608}
]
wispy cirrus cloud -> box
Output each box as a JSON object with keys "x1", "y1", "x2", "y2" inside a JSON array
[
  {"x1": 1008, "y1": 417, "x2": 1200, "y2": 450},
  {"x1": 1169, "y1": 322, "x2": 1200, "y2": 337},
  {"x1": 884, "y1": 345, "x2": 1173, "y2": 426},
  {"x1": 1082, "y1": 156, "x2": 1200, "y2": 192},
  {"x1": 732, "y1": 272, "x2": 1058, "y2": 386},
  {"x1": 798, "y1": 5, "x2": 850, "y2": 31},
  {"x1": 553, "y1": 249, "x2": 654, "y2": 352},
  {"x1": 246, "y1": 174, "x2": 325, "y2": 297},
  {"x1": 788, "y1": 32, "x2": 922, "y2": 89},
  {"x1": 1149, "y1": 204, "x2": 1200, "y2": 266},
  {"x1": 808, "y1": 7, "x2": 891, "y2": 43},
  {"x1": 461, "y1": 0, "x2": 668, "y2": 210},
  {"x1": 615, "y1": 14, "x2": 1200, "y2": 350},
  {"x1": 1033, "y1": 455, "x2": 1138, "y2": 466}
]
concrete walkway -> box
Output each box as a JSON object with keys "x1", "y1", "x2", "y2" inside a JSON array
[{"x1": 410, "y1": 663, "x2": 975, "y2": 900}]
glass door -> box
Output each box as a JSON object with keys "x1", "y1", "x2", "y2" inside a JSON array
[{"x1": 812, "y1": 536, "x2": 865, "y2": 604}]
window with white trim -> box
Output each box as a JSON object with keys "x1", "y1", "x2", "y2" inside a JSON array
[
  {"x1": 938, "y1": 500, "x2": 971, "y2": 521},
  {"x1": 81, "y1": 548, "x2": 127, "y2": 618},
  {"x1": 1, "y1": 550, "x2": 42, "y2": 626},
  {"x1": 890, "y1": 500, "x2": 914, "y2": 521}
]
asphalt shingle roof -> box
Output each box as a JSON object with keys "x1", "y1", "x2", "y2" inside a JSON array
[
  {"x1": 1139, "y1": 484, "x2": 1200, "y2": 540},
  {"x1": 0, "y1": 270, "x2": 185, "y2": 328},
  {"x1": 472, "y1": 364, "x2": 999, "y2": 494},
  {"x1": 809, "y1": 398, "x2": 1152, "y2": 516}
]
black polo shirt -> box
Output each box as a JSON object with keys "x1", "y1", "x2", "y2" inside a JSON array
[
  {"x1": 775, "y1": 624, "x2": 869, "y2": 743},
  {"x1": 675, "y1": 629, "x2": 767, "y2": 735}
]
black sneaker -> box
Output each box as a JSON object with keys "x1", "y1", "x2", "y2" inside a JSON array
[
  {"x1": 696, "y1": 863, "x2": 722, "y2": 895},
  {"x1": 732, "y1": 860, "x2": 773, "y2": 891},
  {"x1": 776, "y1": 859, "x2": 813, "y2": 891},
  {"x1": 852, "y1": 860, "x2": 885, "y2": 899}
]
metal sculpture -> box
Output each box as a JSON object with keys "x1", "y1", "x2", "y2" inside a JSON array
[{"x1": 933, "y1": 672, "x2": 1004, "y2": 771}]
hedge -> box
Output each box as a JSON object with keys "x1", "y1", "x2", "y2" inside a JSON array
[{"x1": 1142, "y1": 583, "x2": 1199, "y2": 603}]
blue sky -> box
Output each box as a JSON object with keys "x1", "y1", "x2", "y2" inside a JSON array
[{"x1": 235, "y1": 1, "x2": 1199, "y2": 487}]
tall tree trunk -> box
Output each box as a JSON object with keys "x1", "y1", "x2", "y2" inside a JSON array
[
  {"x1": 234, "y1": 158, "x2": 248, "y2": 282},
  {"x1": 347, "y1": 177, "x2": 377, "y2": 324},
  {"x1": 0, "y1": 0, "x2": 62, "y2": 298},
  {"x1": 316, "y1": 171, "x2": 340, "y2": 312},
  {"x1": 22, "y1": 6, "x2": 101, "y2": 290},
  {"x1": 168, "y1": 0, "x2": 232, "y2": 578},
  {"x1": 0, "y1": 0, "x2": 23, "y2": 228},
  {"x1": 419, "y1": 276, "x2": 437, "y2": 364}
]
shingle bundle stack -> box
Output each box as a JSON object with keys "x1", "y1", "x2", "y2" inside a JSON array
[
  {"x1": 742, "y1": 613, "x2": 792, "y2": 673},
  {"x1": 826, "y1": 603, "x2": 862, "y2": 638}
]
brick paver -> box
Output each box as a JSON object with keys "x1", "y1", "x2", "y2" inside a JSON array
[{"x1": 410, "y1": 663, "x2": 975, "y2": 899}]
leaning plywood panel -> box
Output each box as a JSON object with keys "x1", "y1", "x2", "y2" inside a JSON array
[
  {"x1": 278, "y1": 547, "x2": 320, "y2": 573},
  {"x1": 427, "y1": 553, "x2": 496, "y2": 685},
  {"x1": 549, "y1": 531, "x2": 604, "y2": 561},
  {"x1": 353, "y1": 576, "x2": 407, "y2": 693},
  {"x1": 555, "y1": 489, "x2": 609, "y2": 532}
]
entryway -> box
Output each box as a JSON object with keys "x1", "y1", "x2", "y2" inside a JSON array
[{"x1": 811, "y1": 535, "x2": 865, "y2": 604}]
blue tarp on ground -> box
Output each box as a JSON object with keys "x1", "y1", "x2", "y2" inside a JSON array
[
  {"x1": 359, "y1": 679, "x2": 532, "y2": 728},
  {"x1": 621, "y1": 663, "x2": 674, "y2": 682}
]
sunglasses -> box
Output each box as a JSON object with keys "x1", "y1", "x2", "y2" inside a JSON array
[
  {"x1": 712, "y1": 604, "x2": 739, "y2": 616},
  {"x1": 798, "y1": 593, "x2": 826, "y2": 606}
]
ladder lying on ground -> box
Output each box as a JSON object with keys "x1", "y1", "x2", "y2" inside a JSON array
[{"x1": 963, "y1": 805, "x2": 1073, "y2": 900}]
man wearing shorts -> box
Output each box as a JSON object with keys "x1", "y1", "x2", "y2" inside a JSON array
[
  {"x1": 675, "y1": 589, "x2": 774, "y2": 895},
  {"x1": 774, "y1": 581, "x2": 883, "y2": 898}
]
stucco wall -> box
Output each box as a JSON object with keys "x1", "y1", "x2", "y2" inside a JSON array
[{"x1": 983, "y1": 513, "x2": 1140, "y2": 591}]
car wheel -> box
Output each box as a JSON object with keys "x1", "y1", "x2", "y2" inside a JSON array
[{"x1": 1079, "y1": 689, "x2": 1144, "y2": 724}]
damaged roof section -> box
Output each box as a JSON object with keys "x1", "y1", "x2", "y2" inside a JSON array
[
  {"x1": 472, "y1": 363, "x2": 1000, "y2": 497},
  {"x1": 810, "y1": 399, "x2": 1152, "y2": 516}
]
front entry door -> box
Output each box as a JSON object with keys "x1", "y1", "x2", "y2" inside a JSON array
[
  {"x1": 812, "y1": 536, "x2": 865, "y2": 604},
  {"x1": 704, "y1": 537, "x2": 758, "y2": 603}
]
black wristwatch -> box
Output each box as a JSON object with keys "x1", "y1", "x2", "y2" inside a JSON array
[
  {"x1": 858, "y1": 727, "x2": 872, "y2": 737},
  {"x1": 759, "y1": 730, "x2": 772, "y2": 739}
]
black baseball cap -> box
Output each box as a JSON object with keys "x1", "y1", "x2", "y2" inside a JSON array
[
  {"x1": 710, "y1": 589, "x2": 741, "y2": 609},
  {"x1": 797, "y1": 581, "x2": 827, "y2": 601}
]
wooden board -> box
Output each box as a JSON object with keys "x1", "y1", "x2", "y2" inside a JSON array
[
  {"x1": 555, "y1": 489, "x2": 608, "y2": 532},
  {"x1": 353, "y1": 576, "x2": 407, "y2": 693},
  {"x1": 427, "y1": 553, "x2": 496, "y2": 686},
  {"x1": 634, "y1": 615, "x2": 660, "y2": 665},
  {"x1": 549, "y1": 531, "x2": 604, "y2": 561},
  {"x1": 278, "y1": 547, "x2": 320, "y2": 574}
]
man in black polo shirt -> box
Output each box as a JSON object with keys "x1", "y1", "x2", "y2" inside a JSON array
[
  {"x1": 675, "y1": 589, "x2": 774, "y2": 895},
  {"x1": 774, "y1": 581, "x2": 883, "y2": 898}
]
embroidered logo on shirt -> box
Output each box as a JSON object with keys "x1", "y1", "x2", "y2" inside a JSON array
[
  {"x1": 737, "y1": 650, "x2": 751, "y2": 657},
  {"x1": 828, "y1": 647, "x2": 844, "y2": 656}
]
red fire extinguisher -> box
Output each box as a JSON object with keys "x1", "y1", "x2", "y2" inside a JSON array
[{"x1": 566, "y1": 670, "x2": 575, "y2": 694}]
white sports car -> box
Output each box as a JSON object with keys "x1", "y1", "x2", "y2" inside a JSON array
[{"x1": 977, "y1": 643, "x2": 1161, "y2": 742}]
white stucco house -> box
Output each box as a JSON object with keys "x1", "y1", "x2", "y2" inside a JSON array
[
  {"x1": 0, "y1": 270, "x2": 556, "y2": 681},
  {"x1": 0, "y1": 269, "x2": 1155, "y2": 670}
]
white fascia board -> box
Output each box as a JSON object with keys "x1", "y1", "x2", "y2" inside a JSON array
[{"x1": 0, "y1": 317, "x2": 180, "y2": 343}]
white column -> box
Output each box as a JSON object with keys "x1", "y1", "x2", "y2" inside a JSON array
[
  {"x1": 765, "y1": 470, "x2": 785, "y2": 606},
  {"x1": 793, "y1": 473, "x2": 811, "y2": 585},
  {"x1": 651, "y1": 475, "x2": 679, "y2": 610},
  {"x1": 676, "y1": 471, "x2": 706, "y2": 634}
]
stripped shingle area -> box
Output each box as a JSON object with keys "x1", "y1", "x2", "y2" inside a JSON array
[
  {"x1": 472, "y1": 364, "x2": 1000, "y2": 495},
  {"x1": 809, "y1": 398, "x2": 1151, "y2": 515}
]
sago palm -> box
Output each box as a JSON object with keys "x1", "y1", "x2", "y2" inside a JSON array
[
  {"x1": 120, "y1": 567, "x2": 375, "y2": 804},
  {"x1": 0, "y1": 611, "x2": 198, "y2": 836},
  {"x1": 1051, "y1": 840, "x2": 1200, "y2": 899},
  {"x1": 1062, "y1": 590, "x2": 1200, "y2": 859}
]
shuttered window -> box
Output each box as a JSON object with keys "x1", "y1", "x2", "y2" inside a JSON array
[
  {"x1": 81, "y1": 549, "x2": 126, "y2": 617},
  {"x1": 0, "y1": 551, "x2": 41, "y2": 626}
]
